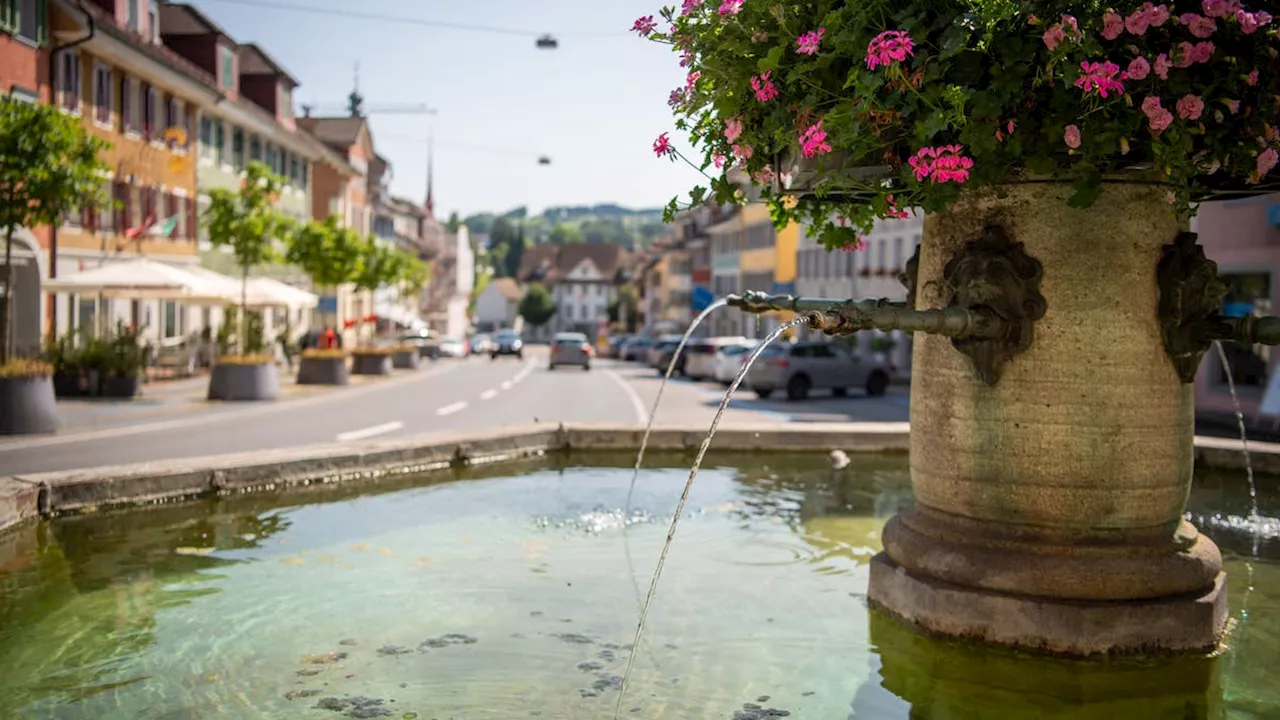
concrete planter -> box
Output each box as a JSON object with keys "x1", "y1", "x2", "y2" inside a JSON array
[
  {"x1": 868, "y1": 182, "x2": 1226, "y2": 655},
  {"x1": 99, "y1": 375, "x2": 140, "y2": 398},
  {"x1": 392, "y1": 349, "x2": 420, "y2": 370},
  {"x1": 297, "y1": 355, "x2": 350, "y2": 386},
  {"x1": 351, "y1": 352, "x2": 393, "y2": 376},
  {"x1": 207, "y1": 362, "x2": 279, "y2": 402},
  {"x1": 0, "y1": 375, "x2": 59, "y2": 435}
]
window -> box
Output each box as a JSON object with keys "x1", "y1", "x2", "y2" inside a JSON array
[
  {"x1": 92, "y1": 63, "x2": 112, "y2": 125},
  {"x1": 126, "y1": 0, "x2": 139, "y2": 30},
  {"x1": 299, "y1": 160, "x2": 308, "y2": 189},
  {"x1": 219, "y1": 44, "x2": 236, "y2": 91},
  {"x1": 141, "y1": 83, "x2": 157, "y2": 139},
  {"x1": 249, "y1": 134, "x2": 261, "y2": 161},
  {"x1": 199, "y1": 116, "x2": 214, "y2": 157},
  {"x1": 97, "y1": 179, "x2": 115, "y2": 234},
  {"x1": 265, "y1": 143, "x2": 277, "y2": 173},
  {"x1": 120, "y1": 75, "x2": 136, "y2": 133},
  {"x1": 14, "y1": 0, "x2": 46, "y2": 44},
  {"x1": 232, "y1": 128, "x2": 244, "y2": 168},
  {"x1": 289, "y1": 154, "x2": 299, "y2": 184},
  {"x1": 212, "y1": 120, "x2": 225, "y2": 163},
  {"x1": 148, "y1": 0, "x2": 158, "y2": 42},
  {"x1": 162, "y1": 301, "x2": 179, "y2": 338},
  {"x1": 165, "y1": 98, "x2": 184, "y2": 148},
  {"x1": 58, "y1": 51, "x2": 80, "y2": 112}
]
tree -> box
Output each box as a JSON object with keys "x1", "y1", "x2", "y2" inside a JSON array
[
  {"x1": 352, "y1": 237, "x2": 416, "y2": 343},
  {"x1": 445, "y1": 211, "x2": 461, "y2": 233},
  {"x1": 287, "y1": 216, "x2": 363, "y2": 290},
  {"x1": 0, "y1": 97, "x2": 111, "y2": 365},
  {"x1": 518, "y1": 283, "x2": 557, "y2": 328},
  {"x1": 607, "y1": 284, "x2": 639, "y2": 332},
  {"x1": 488, "y1": 217, "x2": 526, "y2": 278},
  {"x1": 205, "y1": 161, "x2": 291, "y2": 356},
  {"x1": 549, "y1": 223, "x2": 582, "y2": 245}
]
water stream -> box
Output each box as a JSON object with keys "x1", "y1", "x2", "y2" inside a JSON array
[
  {"x1": 1212, "y1": 341, "x2": 1260, "y2": 636},
  {"x1": 613, "y1": 317, "x2": 808, "y2": 719},
  {"x1": 623, "y1": 298, "x2": 729, "y2": 513}
]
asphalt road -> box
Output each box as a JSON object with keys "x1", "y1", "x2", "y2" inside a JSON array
[{"x1": 0, "y1": 349, "x2": 910, "y2": 475}]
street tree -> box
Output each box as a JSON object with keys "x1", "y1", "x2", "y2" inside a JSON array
[
  {"x1": 352, "y1": 237, "x2": 413, "y2": 344},
  {"x1": 205, "y1": 161, "x2": 291, "y2": 355},
  {"x1": 608, "y1": 284, "x2": 639, "y2": 332},
  {"x1": 518, "y1": 283, "x2": 557, "y2": 328},
  {"x1": 287, "y1": 216, "x2": 363, "y2": 291},
  {"x1": 0, "y1": 97, "x2": 111, "y2": 366}
]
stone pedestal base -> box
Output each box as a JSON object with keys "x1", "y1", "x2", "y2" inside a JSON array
[{"x1": 867, "y1": 552, "x2": 1228, "y2": 656}]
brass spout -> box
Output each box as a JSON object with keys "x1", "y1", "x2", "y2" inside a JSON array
[
  {"x1": 1214, "y1": 315, "x2": 1280, "y2": 347},
  {"x1": 724, "y1": 291, "x2": 1004, "y2": 341}
]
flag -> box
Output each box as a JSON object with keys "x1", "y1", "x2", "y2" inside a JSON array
[
  {"x1": 124, "y1": 214, "x2": 154, "y2": 240},
  {"x1": 146, "y1": 216, "x2": 179, "y2": 238}
]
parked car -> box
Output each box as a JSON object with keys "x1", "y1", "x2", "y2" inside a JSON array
[
  {"x1": 398, "y1": 330, "x2": 438, "y2": 359},
  {"x1": 600, "y1": 335, "x2": 630, "y2": 359},
  {"x1": 744, "y1": 341, "x2": 892, "y2": 400},
  {"x1": 437, "y1": 337, "x2": 467, "y2": 358},
  {"x1": 492, "y1": 329, "x2": 524, "y2": 359},
  {"x1": 549, "y1": 332, "x2": 592, "y2": 370},
  {"x1": 620, "y1": 337, "x2": 653, "y2": 362},
  {"x1": 683, "y1": 336, "x2": 749, "y2": 381},
  {"x1": 470, "y1": 334, "x2": 494, "y2": 355},
  {"x1": 646, "y1": 335, "x2": 685, "y2": 370},
  {"x1": 712, "y1": 342, "x2": 755, "y2": 384}
]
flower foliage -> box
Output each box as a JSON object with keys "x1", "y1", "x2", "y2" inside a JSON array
[{"x1": 641, "y1": 0, "x2": 1279, "y2": 250}]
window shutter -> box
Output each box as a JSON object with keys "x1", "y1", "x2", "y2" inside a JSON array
[
  {"x1": 188, "y1": 197, "x2": 197, "y2": 240},
  {"x1": 37, "y1": 0, "x2": 47, "y2": 46},
  {"x1": 0, "y1": 0, "x2": 14, "y2": 34}
]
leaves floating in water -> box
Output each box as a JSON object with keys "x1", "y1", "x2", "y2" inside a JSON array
[
  {"x1": 419, "y1": 633, "x2": 477, "y2": 649},
  {"x1": 734, "y1": 704, "x2": 791, "y2": 719},
  {"x1": 376, "y1": 645, "x2": 414, "y2": 656},
  {"x1": 301, "y1": 651, "x2": 348, "y2": 665},
  {"x1": 553, "y1": 633, "x2": 594, "y2": 645},
  {"x1": 314, "y1": 696, "x2": 392, "y2": 718},
  {"x1": 285, "y1": 689, "x2": 322, "y2": 700}
]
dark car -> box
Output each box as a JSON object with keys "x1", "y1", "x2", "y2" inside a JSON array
[
  {"x1": 649, "y1": 339, "x2": 686, "y2": 375},
  {"x1": 491, "y1": 329, "x2": 524, "y2": 359}
]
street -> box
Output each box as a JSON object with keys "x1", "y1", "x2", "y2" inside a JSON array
[{"x1": 0, "y1": 347, "x2": 909, "y2": 475}]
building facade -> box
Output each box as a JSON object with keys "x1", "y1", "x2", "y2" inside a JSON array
[
  {"x1": 474, "y1": 276, "x2": 520, "y2": 331},
  {"x1": 1, "y1": 0, "x2": 52, "y2": 356},
  {"x1": 516, "y1": 243, "x2": 623, "y2": 342}
]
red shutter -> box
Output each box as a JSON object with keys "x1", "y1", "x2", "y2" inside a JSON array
[
  {"x1": 187, "y1": 197, "x2": 197, "y2": 240},
  {"x1": 120, "y1": 183, "x2": 132, "y2": 231}
]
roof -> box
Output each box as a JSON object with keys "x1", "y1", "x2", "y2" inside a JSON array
[
  {"x1": 57, "y1": 0, "x2": 218, "y2": 90},
  {"x1": 515, "y1": 242, "x2": 627, "y2": 285},
  {"x1": 238, "y1": 43, "x2": 299, "y2": 88},
  {"x1": 297, "y1": 116, "x2": 367, "y2": 148},
  {"x1": 157, "y1": 2, "x2": 236, "y2": 41},
  {"x1": 489, "y1": 277, "x2": 523, "y2": 302}
]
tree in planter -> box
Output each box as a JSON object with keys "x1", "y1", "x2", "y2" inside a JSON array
[
  {"x1": 286, "y1": 216, "x2": 363, "y2": 349},
  {"x1": 203, "y1": 161, "x2": 291, "y2": 360},
  {"x1": 351, "y1": 238, "x2": 412, "y2": 348},
  {"x1": 519, "y1": 283, "x2": 557, "y2": 329},
  {"x1": 0, "y1": 97, "x2": 111, "y2": 368}
]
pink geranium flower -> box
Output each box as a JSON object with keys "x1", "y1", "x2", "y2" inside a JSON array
[
  {"x1": 885, "y1": 195, "x2": 910, "y2": 219},
  {"x1": 1141, "y1": 96, "x2": 1174, "y2": 132},
  {"x1": 732, "y1": 143, "x2": 754, "y2": 161},
  {"x1": 1127, "y1": 56, "x2": 1151, "y2": 80},
  {"x1": 667, "y1": 89, "x2": 686, "y2": 109},
  {"x1": 909, "y1": 145, "x2": 974, "y2": 184},
  {"x1": 631, "y1": 16, "x2": 658, "y2": 37},
  {"x1": 1074, "y1": 61, "x2": 1125, "y2": 98},
  {"x1": 712, "y1": 154, "x2": 727, "y2": 169},
  {"x1": 796, "y1": 28, "x2": 825, "y2": 56},
  {"x1": 653, "y1": 133, "x2": 675, "y2": 159},
  {"x1": 750, "y1": 71, "x2": 778, "y2": 102},
  {"x1": 1145, "y1": 2, "x2": 1171, "y2": 26},
  {"x1": 800, "y1": 121, "x2": 832, "y2": 158},
  {"x1": 1179, "y1": 13, "x2": 1216, "y2": 37},
  {"x1": 1064, "y1": 124, "x2": 1082, "y2": 149},
  {"x1": 866, "y1": 30, "x2": 915, "y2": 69},
  {"x1": 752, "y1": 165, "x2": 776, "y2": 184},
  {"x1": 1101, "y1": 11, "x2": 1125, "y2": 39},
  {"x1": 1176, "y1": 94, "x2": 1205, "y2": 120},
  {"x1": 1237, "y1": 10, "x2": 1273, "y2": 34},
  {"x1": 718, "y1": 0, "x2": 743, "y2": 16},
  {"x1": 681, "y1": 0, "x2": 703, "y2": 16},
  {"x1": 724, "y1": 117, "x2": 743, "y2": 143},
  {"x1": 1126, "y1": 9, "x2": 1150, "y2": 34},
  {"x1": 1154, "y1": 53, "x2": 1172, "y2": 79},
  {"x1": 1247, "y1": 69, "x2": 1259, "y2": 86},
  {"x1": 1190, "y1": 41, "x2": 1215, "y2": 63},
  {"x1": 1257, "y1": 148, "x2": 1279, "y2": 180},
  {"x1": 1202, "y1": 0, "x2": 1240, "y2": 18}
]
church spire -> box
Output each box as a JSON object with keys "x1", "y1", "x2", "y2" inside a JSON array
[{"x1": 424, "y1": 127, "x2": 435, "y2": 218}]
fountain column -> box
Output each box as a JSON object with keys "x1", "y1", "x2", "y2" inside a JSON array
[{"x1": 868, "y1": 181, "x2": 1228, "y2": 655}]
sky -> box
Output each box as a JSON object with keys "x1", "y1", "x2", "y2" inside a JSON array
[{"x1": 192, "y1": 0, "x2": 705, "y2": 219}]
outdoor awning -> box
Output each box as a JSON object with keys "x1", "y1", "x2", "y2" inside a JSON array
[
  {"x1": 43, "y1": 258, "x2": 238, "y2": 303},
  {"x1": 247, "y1": 277, "x2": 318, "y2": 309}
]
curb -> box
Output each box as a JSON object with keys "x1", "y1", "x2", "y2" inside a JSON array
[{"x1": 0, "y1": 422, "x2": 1267, "y2": 536}]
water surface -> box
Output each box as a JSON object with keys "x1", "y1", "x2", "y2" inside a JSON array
[{"x1": 0, "y1": 453, "x2": 1275, "y2": 719}]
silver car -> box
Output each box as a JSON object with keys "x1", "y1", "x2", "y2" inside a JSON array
[
  {"x1": 745, "y1": 341, "x2": 892, "y2": 400},
  {"x1": 549, "y1": 332, "x2": 592, "y2": 370}
]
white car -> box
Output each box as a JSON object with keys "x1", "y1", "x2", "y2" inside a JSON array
[
  {"x1": 711, "y1": 342, "x2": 755, "y2": 384},
  {"x1": 683, "y1": 336, "x2": 749, "y2": 381},
  {"x1": 437, "y1": 337, "x2": 467, "y2": 358}
]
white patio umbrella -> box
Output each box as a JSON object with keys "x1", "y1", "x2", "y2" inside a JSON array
[
  {"x1": 245, "y1": 277, "x2": 318, "y2": 309},
  {"x1": 44, "y1": 258, "x2": 239, "y2": 303}
]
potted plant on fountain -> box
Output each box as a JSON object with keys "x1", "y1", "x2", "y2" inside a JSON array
[
  {"x1": 203, "y1": 161, "x2": 292, "y2": 401},
  {"x1": 639, "y1": 2, "x2": 1278, "y2": 656},
  {"x1": 0, "y1": 96, "x2": 111, "y2": 434},
  {"x1": 286, "y1": 216, "x2": 363, "y2": 386},
  {"x1": 390, "y1": 256, "x2": 429, "y2": 370},
  {"x1": 349, "y1": 238, "x2": 411, "y2": 376}
]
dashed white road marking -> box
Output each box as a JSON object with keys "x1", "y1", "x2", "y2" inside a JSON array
[
  {"x1": 480, "y1": 389, "x2": 498, "y2": 401},
  {"x1": 500, "y1": 381, "x2": 513, "y2": 390},
  {"x1": 436, "y1": 401, "x2": 468, "y2": 416},
  {"x1": 336, "y1": 421, "x2": 404, "y2": 442}
]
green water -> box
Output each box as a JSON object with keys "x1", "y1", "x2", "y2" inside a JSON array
[{"x1": 0, "y1": 453, "x2": 1276, "y2": 719}]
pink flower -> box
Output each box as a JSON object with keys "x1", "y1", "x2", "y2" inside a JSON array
[
  {"x1": 1074, "y1": 61, "x2": 1126, "y2": 98},
  {"x1": 1202, "y1": 0, "x2": 1239, "y2": 19},
  {"x1": 799, "y1": 121, "x2": 832, "y2": 158},
  {"x1": 681, "y1": 0, "x2": 703, "y2": 16},
  {"x1": 632, "y1": 16, "x2": 658, "y2": 37},
  {"x1": 1176, "y1": 94, "x2": 1205, "y2": 120},
  {"x1": 1190, "y1": 41, "x2": 1215, "y2": 63},
  {"x1": 1179, "y1": 13, "x2": 1216, "y2": 38},
  {"x1": 751, "y1": 30, "x2": 769, "y2": 42},
  {"x1": 1063, "y1": 124, "x2": 1082, "y2": 149},
  {"x1": 1043, "y1": 24, "x2": 1066, "y2": 50},
  {"x1": 1237, "y1": 10, "x2": 1273, "y2": 34},
  {"x1": 679, "y1": 49, "x2": 694, "y2": 67},
  {"x1": 713, "y1": 154, "x2": 727, "y2": 169},
  {"x1": 866, "y1": 30, "x2": 915, "y2": 69},
  {"x1": 1145, "y1": 2, "x2": 1171, "y2": 26},
  {"x1": 667, "y1": 89, "x2": 686, "y2": 109},
  {"x1": 724, "y1": 117, "x2": 743, "y2": 143},
  {"x1": 1126, "y1": 9, "x2": 1150, "y2": 35},
  {"x1": 1154, "y1": 53, "x2": 1172, "y2": 79},
  {"x1": 752, "y1": 165, "x2": 776, "y2": 184},
  {"x1": 1174, "y1": 41, "x2": 1196, "y2": 68},
  {"x1": 796, "y1": 28, "x2": 825, "y2": 56},
  {"x1": 1247, "y1": 69, "x2": 1259, "y2": 86},
  {"x1": 1258, "y1": 148, "x2": 1279, "y2": 180},
  {"x1": 909, "y1": 144, "x2": 974, "y2": 184},
  {"x1": 750, "y1": 71, "x2": 778, "y2": 102},
  {"x1": 1142, "y1": 97, "x2": 1174, "y2": 132},
  {"x1": 1007, "y1": 120, "x2": 1016, "y2": 134},
  {"x1": 1224, "y1": 99, "x2": 1241, "y2": 114},
  {"x1": 653, "y1": 133, "x2": 675, "y2": 159},
  {"x1": 885, "y1": 195, "x2": 910, "y2": 219},
  {"x1": 1101, "y1": 11, "x2": 1125, "y2": 39},
  {"x1": 718, "y1": 0, "x2": 743, "y2": 16},
  {"x1": 732, "y1": 143, "x2": 754, "y2": 161},
  {"x1": 685, "y1": 71, "x2": 701, "y2": 91},
  {"x1": 1127, "y1": 56, "x2": 1151, "y2": 80}
]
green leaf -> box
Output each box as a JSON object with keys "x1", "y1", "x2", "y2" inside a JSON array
[{"x1": 758, "y1": 45, "x2": 784, "y2": 73}]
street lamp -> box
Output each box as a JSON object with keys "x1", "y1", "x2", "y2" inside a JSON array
[
  {"x1": 538, "y1": 156, "x2": 551, "y2": 165},
  {"x1": 536, "y1": 34, "x2": 558, "y2": 49}
]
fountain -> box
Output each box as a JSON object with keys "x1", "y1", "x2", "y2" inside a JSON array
[{"x1": 726, "y1": 184, "x2": 1280, "y2": 656}]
